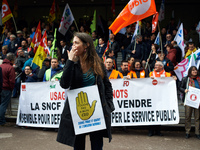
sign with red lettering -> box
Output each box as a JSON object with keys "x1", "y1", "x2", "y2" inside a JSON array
[
  {"x1": 16, "y1": 81, "x2": 65, "y2": 128},
  {"x1": 110, "y1": 78, "x2": 179, "y2": 126}
]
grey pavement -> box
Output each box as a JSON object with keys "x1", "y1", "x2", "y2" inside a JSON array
[{"x1": 0, "y1": 122, "x2": 200, "y2": 150}]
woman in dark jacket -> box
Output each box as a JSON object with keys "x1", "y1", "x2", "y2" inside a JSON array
[
  {"x1": 57, "y1": 32, "x2": 115, "y2": 149},
  {"x1": 179, "y1": 66, "x2": 200, "y2": 139}
]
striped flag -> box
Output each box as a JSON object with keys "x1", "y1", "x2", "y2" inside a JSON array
[{"x1": 102, "y1": 40, "x2": 109, "y2": 58}]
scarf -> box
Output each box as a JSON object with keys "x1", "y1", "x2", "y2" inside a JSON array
[{"x1": 189, "y1": 76, "x2": 200, "y2": 87}]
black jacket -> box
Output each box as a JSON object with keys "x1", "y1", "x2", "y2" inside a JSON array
[
  {"x1": 126, "y1": 41, "x2": 147, "y2": 61},
  {"x1": 179, "y1": 76, "x2": 189, "y2": 100},
  {"x1": 57, "y1": 60, "x2": 114, "y2": 147},
  {"x1": 150, "y1": 57, "x2": 174, "y2": 72}
]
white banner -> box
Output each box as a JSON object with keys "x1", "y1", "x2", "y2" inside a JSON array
[
  {"x1": 67, "y1": 85, "x2": 106, "y2": 135},
  {"x1": 58, "y1": 3, "x2": 74, "y2": 36},
  {"x1": 16, "y1": 81, "x2": 65, "y2": 128},
  {"x1": 185, "y1": 86, "x2": 200, "y2": 109},
  {"x1": 111, "y1": 78, "x2": 179, "y2": 126},
  {"x1": 16, "y1": 78, "x2": 180, "y2": 128}
]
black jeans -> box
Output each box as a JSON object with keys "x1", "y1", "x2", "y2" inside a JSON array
[{"x1": 74, "y1": 131, "x2": 103, "y2": 150}]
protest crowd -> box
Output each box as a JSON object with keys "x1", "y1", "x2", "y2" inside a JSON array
[{"x1": 1, "y1": 0, "x2": 200, "y2": 149}]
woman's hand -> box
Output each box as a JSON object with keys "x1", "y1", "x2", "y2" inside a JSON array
[
  {"x1": 67, "y1": 48, "x2": 78, "y2": 62},
  {"x1": 185, "y1": 89, "x2": 189, "y2": 93}
]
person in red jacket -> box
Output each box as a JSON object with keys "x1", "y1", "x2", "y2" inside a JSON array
[
  {"x1": 166, "y1": 43, "x2": 177, "y2": 66},
  {"x1": 0, "y1": 53, "x2": 15, "y2": 125}
]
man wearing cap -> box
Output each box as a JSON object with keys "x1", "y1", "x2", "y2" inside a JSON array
[
  {"x1": 8, "y1": 34, "x2": 18, "y2": 53},
  {"x1": 184, "y1": 41, "x2": 197, "y2": 58},
  {"x1": 15, "y1": 48, "x2": 28, "y2": 70},
  {"x1": 16, "y1": 30, "x2": 25, "y2": 47}
]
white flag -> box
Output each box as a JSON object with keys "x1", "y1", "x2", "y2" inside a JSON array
[
  {"x1": 187, "y1": 52, "x2": 196, "y2": 74},
  {"x1": 131, "y1": 21, "x2": 139, "y2": 43},
  {"x1": 196, "y1": 21, "x2": 200, "y2": 43},
  {"x1": 158, "y1": 0, "x2": 165, "y2": 21},
  {"x1": 174, "y1": 23, "x2": 185, "y2": 57},
  {"x1": 154, "y1": 32, "x2": 160, "y2": 45},
  {"x1": 58, "y1": 4, "x2": 74, "y2": 36}
]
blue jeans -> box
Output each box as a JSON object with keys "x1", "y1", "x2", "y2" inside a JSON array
[
  {"x1": 122, "y1": 48, "x2": 127, "y2": 61},
  {"x1": 0, "y1": 90, "x2": 12, "y2": 125},
  {"x1": 74, "y1": 131, "x2": 103, "y2": 150},
  {"x1": 12, "y1": 77, "x2": 21, "y2": 97}
]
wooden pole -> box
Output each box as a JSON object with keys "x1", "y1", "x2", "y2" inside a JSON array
[
  {"x1": 74, "y1": 20, "x2": 79, "y2": 32},
  {"x1": 12, "y1": 17, "x2": 18, "y2": 32},
  {"x1": 145, "y1": 49, "x2": 153, "y2": 70},
  {"x1": 157, "y1": 21, "x2": 163, "y2": 54}
]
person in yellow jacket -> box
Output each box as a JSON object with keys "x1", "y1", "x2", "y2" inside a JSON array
[
  {"x1": 185, "y1": 42, "x2": 197, "y2": 58},
  {"x1": 127, "y1": 59, "x2": 147, "y2": 78},
  {"x1": 105, "y1": 57, "x2": 123, "y2": 79},
  {"x1": 43, "y1": 58, "x2": 63, "y2": 81}
]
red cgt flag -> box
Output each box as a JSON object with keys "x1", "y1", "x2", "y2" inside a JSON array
[
  {"x1": 152, "y1": 12, "x2": 159, "y2": 33},
  {"x1": 109, "y1": 0, "x2": 157, "y2": 35},
  {"x1": 31, "y1": 22, "x2": 42, "y2": 53},
  {"x1": 1, "y1": 0, "x2": 13, "y2": 24}
]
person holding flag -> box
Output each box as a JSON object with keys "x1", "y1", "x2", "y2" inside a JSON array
[{"x1": 126, "y1": 35, "x2": 147, "y2": 63}]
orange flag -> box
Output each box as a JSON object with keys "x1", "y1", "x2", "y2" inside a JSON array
[
  {"x1": 31, "y1": 22, "x2": 42, "y2": 53},
  {"x1": 109, "y1": 0, "x2": 157, "y2": 35},
  {"x1": 32, "y1": 31, "x2": 48, "y2": 69},
  {"x1": 1, "y1": 0, "x2": 13, "y2": 24},
  {"x1": 152, "y1": 12, "x2": 159, "y2": 33}
]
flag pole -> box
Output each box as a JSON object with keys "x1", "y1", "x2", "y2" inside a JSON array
[
  {"x1": 12, "y1": 17, "x2": 18, "y2": 32},
  {"x1": 74, "y1": 20, "x2": 79, "y2": 32},
  {"x1": 157, "y1": 21, "x2": 163, "y2": 54},
  {"x1": 145, "y1": 49, "x2": 153, "y2": 70}
]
